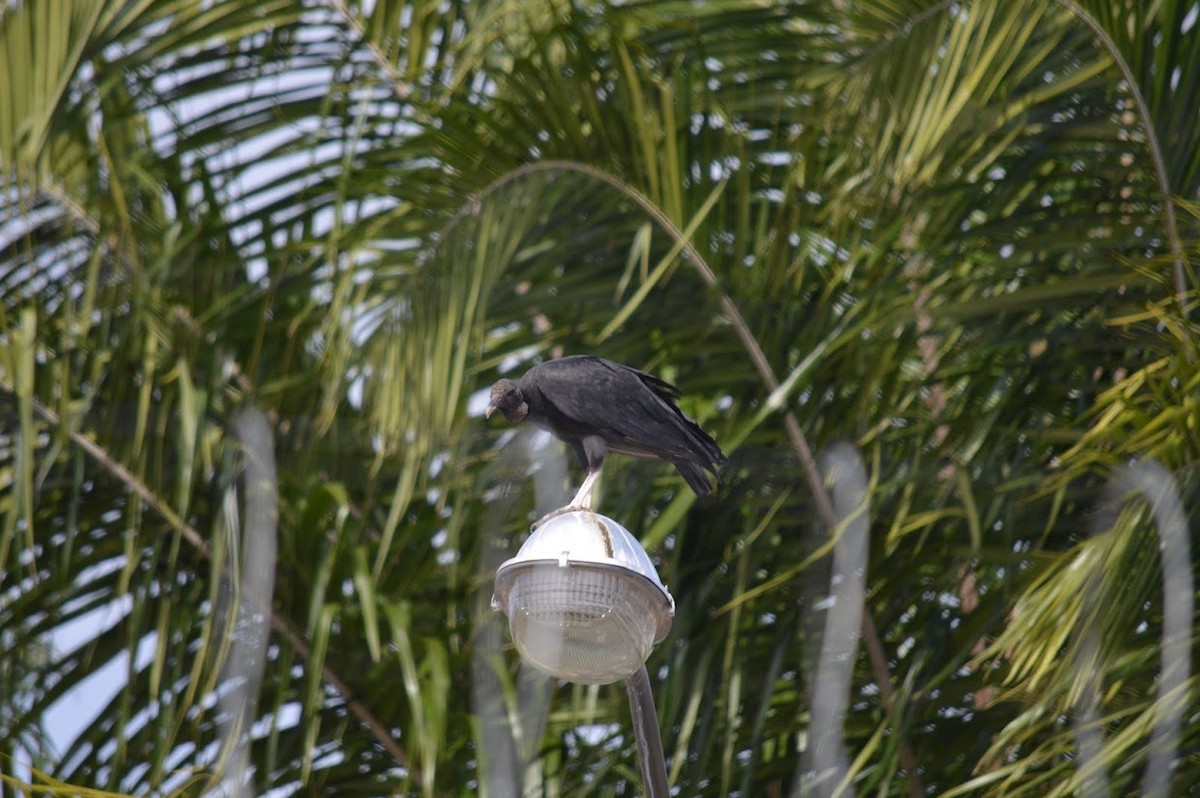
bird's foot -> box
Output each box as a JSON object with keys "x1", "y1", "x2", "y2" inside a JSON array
[
  {"x1": 531, "y1": 504, "x2": 592, "y2": 531},
  {"x1": 531, "y1": 472, "x2": 598, "y2": 530}
]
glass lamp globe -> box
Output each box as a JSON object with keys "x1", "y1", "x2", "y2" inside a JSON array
[{"x1": 492, "y1": 510, "x2": 675, "y2": 685}]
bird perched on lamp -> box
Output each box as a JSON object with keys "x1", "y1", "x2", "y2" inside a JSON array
[{"x1": 486, "y1": 355, "x2": 726, "y2": 512}]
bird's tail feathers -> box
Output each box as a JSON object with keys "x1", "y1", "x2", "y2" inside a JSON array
[
  {"x1": 674, "y1": 458, "x2": 716, "y2": 496},
  {"x1": 637, "y1": 370, "x2": 683, "y2": 398},
  {"x1": 679, "y1": 415, "x2": 726, "y2": 467}
]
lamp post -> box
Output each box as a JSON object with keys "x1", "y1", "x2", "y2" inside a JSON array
[{"x1": 492, "y1": 510, "x2": 674, "y2": 796}]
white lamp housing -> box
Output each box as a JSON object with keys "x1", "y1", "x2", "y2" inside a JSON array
[{"x1": 492, "y1": 510, "x2": 675, "y2": 685}]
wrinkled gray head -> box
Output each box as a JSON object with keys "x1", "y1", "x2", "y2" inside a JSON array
[{"x1": 486, "y1": 379, "x2": 528, "y2": 423}]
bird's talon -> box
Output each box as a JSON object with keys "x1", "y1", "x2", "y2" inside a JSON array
[{"x1": 531, "y1": 504, "x2": 587, "y2": 530}]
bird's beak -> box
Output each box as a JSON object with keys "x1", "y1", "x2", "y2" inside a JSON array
[{"x1": 485, "y1": 403, "x2": 496, "y2": 419}]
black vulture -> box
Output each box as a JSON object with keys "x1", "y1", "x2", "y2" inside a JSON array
[{"x1": 486, "y1": 355, "x2": 726, "y2": 509}]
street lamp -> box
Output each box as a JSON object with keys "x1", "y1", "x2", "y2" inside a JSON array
[
  {"x1": 492, "y1": 510, "x2": 674, "y2": 683},
  {"x1": 492, "y1": 509, "x2": 673, "y2": 795}
]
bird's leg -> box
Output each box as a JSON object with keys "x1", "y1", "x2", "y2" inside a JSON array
[
  {"x1": 568, "y1": 468, "x2": 600, "y2": 510},
  {"x1": 531, "y1": 468, "x2": 601, "y2": 530}
]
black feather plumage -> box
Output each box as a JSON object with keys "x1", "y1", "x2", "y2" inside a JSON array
[{"x1": 486, "y1": 355, "x2": 725, "y2": 502}]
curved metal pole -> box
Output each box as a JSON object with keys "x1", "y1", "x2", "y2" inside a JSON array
[
  {"x1": 1117, "y1": 463, "x2": 1191, "y2": 798},
  {"x1": 794, "y1": 443, "x2": 868, "y2": 798},
  {"x1": 1073, "y1": 460, "x2": 1192, "y2": 796},
  {"x1": 626, "y1": 666, "x2": 670, "y2": 798}
]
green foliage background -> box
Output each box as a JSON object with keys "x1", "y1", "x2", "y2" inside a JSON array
[{"x1": 1, "y1": 0, "x2": 1198, "y2": 795}]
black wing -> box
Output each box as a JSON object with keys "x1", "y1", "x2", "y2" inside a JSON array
[
  {"x1": 518, "y1": 356, "x2": 624, "y2": 440},
  {"x1": 615, "y1": 367, "x2": 724, "y2": 464},
  {"x1": 522, "y1": 356, "x2": 724, "y2": 491}
]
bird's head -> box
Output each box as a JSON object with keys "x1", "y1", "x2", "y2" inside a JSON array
[{"x1": 486, "y1": 379, "x2": 528, "y2": 423}]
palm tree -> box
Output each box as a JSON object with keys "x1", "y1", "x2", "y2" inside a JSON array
[{"x1": 1, "y1": 0, "x2": 1196, "y2": 795}]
